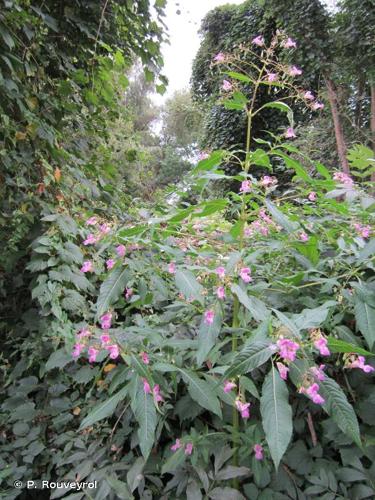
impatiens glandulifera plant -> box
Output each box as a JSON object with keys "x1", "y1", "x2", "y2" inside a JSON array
[{"x1": 61, "y1": 33, "x2": 374, "y2": 496}]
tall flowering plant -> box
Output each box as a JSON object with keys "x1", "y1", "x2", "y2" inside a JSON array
[{"x1": 70, "y1": 32, "x2": 374, "y2": 496}]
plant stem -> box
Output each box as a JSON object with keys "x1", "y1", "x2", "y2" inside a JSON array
[{"x1": 231, "y1": 294, "x2": 240, "y2": 489}]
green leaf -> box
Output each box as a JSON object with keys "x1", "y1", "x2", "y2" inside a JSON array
[
  {"x1": 231, "y1": 284, "x2": 269, "y2": 322},
  {"x1": 265, "y1": 200, "x2": 299, "y2": 233},
  {"x1": 294, "y1": 235, "x2": 320, "y2": 265},
  {"x1": 197, "y1": 308, "x2": 222, "y2": 366},
  {"x1": 326, "y1": 337, "x2": 374, "y2": 357},
  {"x1": 273, "y1": 309, "x2": 300, "y2": 338},
  {"x1": 260, "y1": 101, "x2": 293, "y2": 125},
  {"x1": 161, "y1": 447, "x2": 186, "y2": 474},
  {"x1": 223, "y1": 91, "x2": 247, "y2": 111},
  {"x1": 319, "y1": 377, "x2": 361, "y2": 447},
  {"x1": 260, "y1": 367, "x2": 293, "y2": 469},
  {"x1": 79, "y1": 385, "x2": 128, "y2": 429},
  {"x1": 293, "y1": 302, "x2": 336, "y2": 330},
  {"x1": 226, "y1": 71, "x2": 252, "y2": 83},
  {"x1": 96, "y1": 267, "x2": 130, "y2": 318},
  {"x1": 193, "y1": 150, "x2": 225, "y2": 173},
  {"x1": 175, "y1": 269, "x2": 204, "y2": 304},
  {"x1": 45, "y1": 349, "x2": 73, "y2": 371},
  {"x1": 222, "y1": 341, "x2": 273, "y2": 380},
  {"x1": 179, "y1": 369, "x2": 222, "y2": 417},
  {"x1": 131, "y1": 379, "x2": 157, "y2": 459},
  {"x1": 354, "y1": 296, "x2": 375, "y2": 349}
]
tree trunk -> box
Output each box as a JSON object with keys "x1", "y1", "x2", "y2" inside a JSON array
[
  {"x1": 371, "y1": 84, "x2": 375, "y2": 183},
  {"x1": 325, "y1": 78, "x2": 350, "y2": 174},
  {"x1": 354, "y1": 74, "x2": 365, "y2": 128}
]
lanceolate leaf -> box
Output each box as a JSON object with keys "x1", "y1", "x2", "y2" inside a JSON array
[
  {"x1": 132, "y1": 379, "x2": 158, "y2": 460},
  {"x1": 265, "y1": 200, "x2": 299, "y2": 233},
  {"x1": 175, "y1": 269, "x2": 204, "y2": 304},
  {"x1": 179, "y1": 369, "x2": 222, "y2": 417},
  {"x1": 327, "y1": 337, "x2": 374, "y2": 356},
  {"x1": 79, "y1": 385, "x2": 128, "y2": 429},
  {"x1": 260, "y1": 367, "x2": 293, "y2": 470},
  {"x1": 222, "y1": 341, "x2": 273, "y2": 380},
  {"x1": 197, "y1": 309, "x2": 222, "y2": 366},
  {"x1": 96, "y1": 267, "x2": 130, "y2": 318},
  {"x1": 354, "y1": 296, "x2": 375, "y2": 350},
  {"x1": 319, "y1": 377, "x2": 361, "y2": 447},
  {"x1": 231, "y1": 284, "x2": 269, "y2": 322}
]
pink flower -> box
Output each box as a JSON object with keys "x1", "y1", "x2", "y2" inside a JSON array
[
  {"x1": 240, "y1": 180, "x2": 252, "y2": 193},
  {"x1": 143, "y1": 378, "x2": 151, "y2": 394},
  {"x1": 235, "y1": 400, "x2": 251, "y2": 419},
  {"x1": 80, "y1": 261, "x2": 93, "y2": 273},
  {"x1": 185, "y1": 443, "x2": 193, "y2": 455},
  {"x1": 223, "y1": 380, "x2": 236, "y2": 393},
  {"x1": 86, "y1": 216, "x2": 98, "y2": 226},
  {"x1": 153, "y1": 384, "x2": 163, "y2": 403},
  {"x1": 266, "y1": 72, "x2": 278, "y2": 82},
  {"x1": 354, "y1": 224, "x2": 371, "y2": 239},
  {"x1": 116, "y1": 245, "x2": 126, "y2": 257},
  {"x1": 348, "y1": 356, "x2": 374, "y2": 373},
  {"x1": 100, "y1": 334, "x2": 111, "y2": 345},
  {"x1": 285, "y1": 127, "x2": 296, "y2": 139},
  {"x1": 303, "y1": 91, "x2": 314, "y2": 100},
  {"x1": 168, "y1": 262, "x2": 176, "y2": 274},
  {"x1": 333, "y1": 172, "x2": 353, "y2": 187},
  {"x1": 204, "y1": 310, "x2": 215, "y2": 325},
  {"x1": 216, "y1": 266, "x2": 226, "y2": 279},
  {"x1": 314, "y1": 338, "x2": 330, "y2": 356},
  {"x1": 106, "y1": 259, "x2": 115, "y2": 270},
  {"x1": 276, "y1": 362, "x2": 289, "y2": 380},
  {"x1": 107, "y1": 344, "x2": 119, "y2": 359},
  {"x1": 214, "y1": 52, "x2": 225, "y2": 63},
  {"x1": 312, "y1": 101, "x2": 324, "y2": 110},
  {"x1": 240, "y1": 267, "x2": 252, "y2": 283},
  {"x1": 310, "y1": 364, "x2": 326, "y2": 381},
  {"x1": 222, "y1": 79, "x2": 232, "y2": 91},
  {"x1": 277, "y1": 338, "x2": 300, "y2": 362},
  {"x1": 289, "y1": 65, "x2": 302, "y2": 77},
  {"x1": 99, "y1": 223, "x2": 111, "y2": 235},
  {"x1": 88, "y1": 346, "x2": 98, "y2": 363},
  {"x1": 77, "y1": 327, "x2": 90, "y2": 338},
  {"x1": 125, "y1": 287, "x2": 133, "y2": 300},
  {"x1": 261, "y1": 175, "x2": 277, "y2": 187},
  {"x1": 282, "y1": 37, "x2": 297, "y2": 49},
  {"x1": 299, "y1": 232, "x2": 309, "y2": 242},
  {"x1": 308, "y1": 191, "x2": 317, "y2": 201},
  {"x1": 100, "y1": 312, "x2": 112, "y2": 330},
  {"x1": 72, "y1": 343, "x2": 84, "y2": 359},
  {"x1": 198, "y1": 151, "x2": 209, "y2": 160},
  {"x1": 303, "y1": 383, "x2": 325, "y2": 405},
  {"x1": 253, "y1": 444, "x2": 264, "y2": 460},
  {"x1": 252, "y1": 35, "x2": 264, "y2": 46},
  {"x1": 171, "y1": 438, "x2": 182, "y2": 451},
  {"x1": 83, "y1": 233, "x2": 97, "y2": 245},
  {"x1": 141, "y1": 352, "x2": 149, "y2": 364},
  {"x1": 217, "y1": 286, "x2": 226, "y2": 300}
]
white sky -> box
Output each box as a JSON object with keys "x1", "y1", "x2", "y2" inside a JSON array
[{"x1": 155, "y1": 0, "x2": 337, "y2": 103}]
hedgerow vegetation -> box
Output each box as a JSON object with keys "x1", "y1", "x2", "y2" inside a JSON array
[{"x1": 1, "y1": 1, "x2": 374, "y2": 499}]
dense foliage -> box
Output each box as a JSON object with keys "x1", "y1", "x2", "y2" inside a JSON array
[{"x1": 1, "y1": 2, "x2": 374, "y2": 500}]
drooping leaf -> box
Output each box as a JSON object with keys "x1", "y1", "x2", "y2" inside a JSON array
[
  {"x1": 131, "y1": 379, "x2": 158, "y2": 459},
  {"x1": 222, "y1": 341, "x2": 273, "y2": 380},
  {"x1": 96, "y1": 267, "x2": 130, "y2": 318},
  {"x1": 265, "y1": 200, "x2": 299, "y2": 233},
  {"x1": 260, "y1": 367, "x2": 293, "y2": 469},
  {"x1": 354, "y1": 296, "x2": 375, "y2": 350},
  {"x1": 319, "y1": 377, "x2": 361, "y2": 447},
  {"x1": 179, "y1": 369, "x2": 222, "y2": 417},
  {"x1": 79, "y1": 385, "x2": 128, "y2": 429},
  {"x1": 197, "y1": 308, "x2": 222, "y2": 366},
  {"x1": 231, "y1": 284, "x2": 269, "y2": 322},
  {"x1": 175, "y1": 269, "x2": 204, "y2": 304}
]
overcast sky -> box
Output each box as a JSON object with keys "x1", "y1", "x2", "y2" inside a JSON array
[{"x1": 156, "y1": 0, "x2": 337, "y2": 103}]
